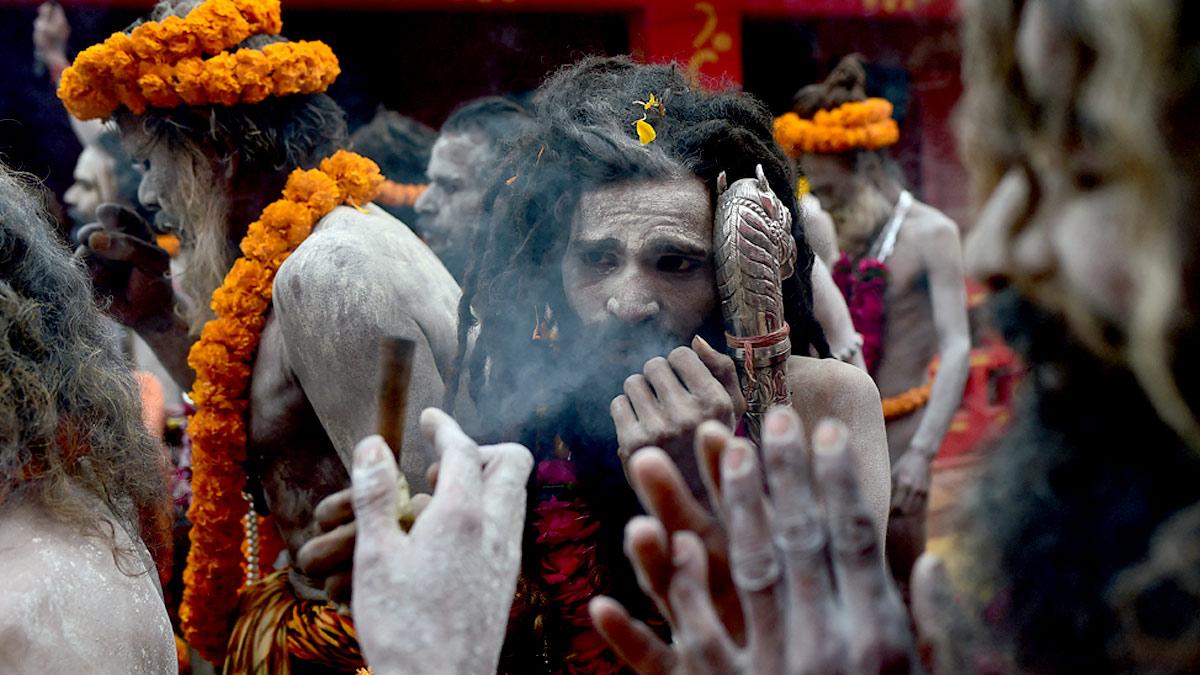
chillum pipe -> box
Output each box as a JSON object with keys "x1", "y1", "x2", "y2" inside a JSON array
[{"x1": 376, "y1": 336, "x2": 416, "y2": 463}]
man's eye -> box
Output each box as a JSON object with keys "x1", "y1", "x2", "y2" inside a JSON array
[
  {"x1": 580, "y1": 251, "x2": 617, "y2": 269},
  {"x1": 657, "y1": 256, "x2": 702, "y2": 273}
]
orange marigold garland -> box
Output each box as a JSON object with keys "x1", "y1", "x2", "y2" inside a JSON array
[
  {"x1": 375, "y1": 180, "x2": 427, "y2": 209},
  {"x1": 181, "y1": 150, "x2": 382, "y2": 663},
  {"x1": 774, "y1": 98, "x2": 899, "y2": 157},
  {"x1": 57, "y1": 0, "x2": 340, "y2": 121}
]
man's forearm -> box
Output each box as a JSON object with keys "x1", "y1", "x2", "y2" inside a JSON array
[
  {"x1": 136, "y1": 312, "x2": 198, "y2": 390},
  {"x1": 908, "y1": 338, "x2": 970, "y2": 460}
]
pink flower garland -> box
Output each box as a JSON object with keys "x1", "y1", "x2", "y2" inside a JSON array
[
  {"x1": 833, "y1": 252, "x2": 889, "y2": 373},
  {"x1": 531, "y1": 458, "x2": 623, "y2": 675}
]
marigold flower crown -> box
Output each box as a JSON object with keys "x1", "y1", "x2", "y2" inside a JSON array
[
  {"x1": 57, "y1": 0, "x2": 339, "y2": 121},
  {"x1": 773, "y1": 97, "x2": 900, "y2": 157}
]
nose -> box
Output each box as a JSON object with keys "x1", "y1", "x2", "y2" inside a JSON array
[
  {"x1": 606, "y1": 286, "x2": 661, "y2": 324},
  {"x1": 415, "y1": 184, "x2": 438, "y2": 216},
  {"x1": 137, "y1": 169, "x2": 160, "y2": 211},
  {"x1": 64, "y1": 183, "x2": 80, "y2": 206}
]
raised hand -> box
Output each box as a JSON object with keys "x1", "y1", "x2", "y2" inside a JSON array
[
  {"x1": 611, "y1": 335, "x2": 746, "y2": 495},
  {"x1": 891, "y1": 449, "x2": 933, "y2": 517},
  {"x1": 349, "y1": 408, "x2": 532, "y2": 675},
  {"x1": 33, "y1": 2, "x2": 70, "y2": 71},
  {"x1": 591, "y1": 407, "x2": 920, "y2": 674},
  {"x1": 74, "y1": 203, "x2": 175, "y2": 331}
]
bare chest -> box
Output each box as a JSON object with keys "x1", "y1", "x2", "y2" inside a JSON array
[{"x1": 875, "y1": 231, "x2": 938, "y2": 392}]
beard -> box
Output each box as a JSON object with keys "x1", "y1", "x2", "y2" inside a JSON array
[
  {"x1": 826, "y1": 182, "x2": 894, "y2": 254},
  {"x1": 159, "y1": 186, "x2": 236, "y2": 334},
  {"x1": 961, "y1": 290, "x2": 1200, "y2": 673}
]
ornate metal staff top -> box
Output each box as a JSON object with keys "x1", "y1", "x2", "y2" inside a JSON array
[{"x1": 713, "y1": 164, "x2": 797, "y2": 444}]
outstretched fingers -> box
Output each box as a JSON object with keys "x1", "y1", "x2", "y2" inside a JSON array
[
  {"x1": 814, "y1": 419, "x2": 913, "y2": 672},
  {"x1": 420, "y1": 407, "x2": 483, "y2": 511},
  {"x1": 350, "y1": 435, "x2": 407, "y2": 567},
  {"x1": 590, "y1": 596, "x2": 676, "y2": 675},
  {"x1": 668, "y1": 531, "x2": 739, "y2": 673},
  {"x1": 480, "y1": 442, "x2": 533, "y2": 557},
  {"x1": 624, "y1": 515, "x2": 675, "y2": 621},
  {"x1": 720, "y1": 438, "x2": 785, "y2": 672},
  {"x1": 760, "y1": 407, "x2": 837, "y2": 667}
]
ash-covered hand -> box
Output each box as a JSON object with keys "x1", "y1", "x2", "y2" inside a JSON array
[
  {"x1": 33, "y1": 2, "x2": 70, "y2": 71},
  {"x1": 74, "y1": 204, "x2": 175, "y2": 332},
  {"x1": 611, "y1": 335, "x2": 746, "y2": 494},
  {"x1": 350, "y1": 408, "x2": 532, "y2": 675},
  {"x1": 891, "y1": 449, "x2": 933, "y2": 517},
  {"x1": 591, "y1": 407, "x2": 929, "y2": 674}
]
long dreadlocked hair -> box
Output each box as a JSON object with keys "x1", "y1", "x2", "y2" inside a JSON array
[
  {"x1": 448, "y1": 56, "x2": 829, "y2": 444},
  {"x1": 0, "y1": 165, "x2": 168, "y2": 571}
]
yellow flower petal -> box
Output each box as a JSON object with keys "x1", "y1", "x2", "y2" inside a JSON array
[{"x1": 636, "y1": 118, "x2": 656, "y2": 145}]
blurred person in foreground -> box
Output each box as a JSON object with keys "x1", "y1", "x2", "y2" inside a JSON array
[
  {"x1": 778, "y1": 54, "x2": 972, "y2": 588},
  {"x1": 0, "y1": 165, "x2": 174, "y2": 672},
  {"x1": 58, "y1": 0, "x2": 460, "y2": 670},
  {"x1": 414, "y1": 96, "x2": 532, "y2": 280}
]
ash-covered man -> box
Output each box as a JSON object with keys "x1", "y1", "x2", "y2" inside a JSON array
[
  {"x1": 0, "y1": 165, "x2": 174, "y2": 672},
  {"x1": 777, "y1": 55, "x2": 971, "y2": 586},
  {"x1": 414, "y1": 96, "x2": 532, "y2": 280},
  {"x1": 456, "y1": 56, "x2": 891, "y2": 672},
  {"x1": 303, "y1": 56, "x2": 891, "y2": 673},
  {"x1": 60, "y1": 0, "x2": 460, "y2": 670}
]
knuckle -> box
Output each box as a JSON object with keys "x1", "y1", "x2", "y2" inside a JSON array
[
  {"x1": 644, "y1": 356, "x2": 669, "y2": 374},
  {"x1": 667, "y1": 346, "x2": 693, "y2": 366},
  {"x1": 624, "y1": 374, "x2": 644, "y2": 392},
  {"x1": 439, "y1": 503, "x2": 484, "y2": 537},
  {"x1": 832, "y1": 509, "x2": 881, "y2": 562}
]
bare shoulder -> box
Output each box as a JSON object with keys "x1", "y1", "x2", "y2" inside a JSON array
[
  {"x1": 788, "y1": 355, "x2": 883, "y2": 416},
  {"x1": 271, "y1": 205, "x2": 461, "y2": 356},
  {"x1": 907, "y1": 201, "x2": 961, "y2": 245},
  {"x1": 275, "y1": 204, "x2": 457, "y2": 306},
  {"x1": 0, "y1": 501, "x2": 174, "y2": 672}
]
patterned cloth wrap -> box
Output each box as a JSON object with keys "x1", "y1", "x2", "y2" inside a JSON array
[{"x1": 225, "y1": 569, "x2": 364, "y2": 674}]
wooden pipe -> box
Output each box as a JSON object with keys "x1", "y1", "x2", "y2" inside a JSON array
[{"x1": 376, "y1": 336, "x2": 416, "y2": 463}]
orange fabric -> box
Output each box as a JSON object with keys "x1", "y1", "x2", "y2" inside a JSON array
[{"x1": 225, "y1": 569, "x2": 364, "y2": 675}]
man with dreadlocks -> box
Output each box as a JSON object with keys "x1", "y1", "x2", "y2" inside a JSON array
[
  {"x1": 776, "y1": 55, "x2": 971, "y2": 590},
  {"x1": 59, "y1": 0, "x2": 460, "y2": 671},
  {"x1": 0, "y1": 164, "x2": 175, "y2": 671},
  {"x1": 414, "y1": 96, "x2": 533, "y2": 281},
  {"x1": 447, "y1": 56, "x2": 891, "y2": 672}
]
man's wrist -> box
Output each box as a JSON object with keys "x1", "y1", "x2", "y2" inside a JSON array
[{"x1": 908, "y1": 444, "x2": 937, "y2": 461}]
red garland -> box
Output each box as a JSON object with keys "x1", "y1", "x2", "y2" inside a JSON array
[
  {"x1": 833, "y1": 252, "x2": 889, "y2": 373},
  {"x1": 531, "y1": 458, "x2": 624, "y2": 675}
]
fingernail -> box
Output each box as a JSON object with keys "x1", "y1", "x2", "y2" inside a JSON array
[
  {"x1": 765, "y1": 408, "x2": 793, "y2": 436},
  {"x1": 814, "y1": 421, "x2": 846, "y2": 454},
  {"x1": 672, "y1": 535, "x2": 695, "y2": 567},
  {"x1": 356, "y1": 435, "x2": 385, "y2": 468},
  {"x1": 88, "y1": 231, "x2": 110, "y2": 251},
  {"x1": 694, "y1": 335, "x2": 711, "y2": 350},
  {"x1": 722, "y1": 442, "x2": 752, "y2": 478}
]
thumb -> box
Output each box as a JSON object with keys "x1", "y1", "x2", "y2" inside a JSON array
[
  {"x1": 351, "y1": 435, "x2": 405, "y2": 560},
  {"x1": 97, "y1": 202, "x2": 155, "y2": 240},
  {"x1": 912, "y1": 553, "x2": 969, "y2": 675}
]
